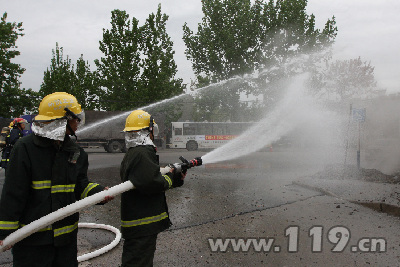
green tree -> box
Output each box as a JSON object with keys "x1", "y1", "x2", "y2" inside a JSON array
[
  {"x1": 39, "y1": 43, "x2": 75, "y2": 97},
  {"x1": 15, "y1": 89, "x2": 41, "y2": 115},
  {"x1": 139, "y1": 4, "x2": 185, "y2": 104},
  {"x1": 0, "y1": 12, "x2": 33, "y2": 118},
  {"x1": 95, "y1": 10, "x2": 141, "y2": 111},
  {"x1": 183, "y1": 0, "x2": 337, "y2": 83},
  {"x1": 309, "y1": 57, "x2": 378, "y2": 101},
  {"x1": 40, "y1": 43, "x2": 103, "y2": 110},
  {"x1": 183, "y1": 0, "x2": 337, "y2": 121},
  {"x1": 96, "y1": 8, "x2": 184, "y2": 111},
  {"x1": 74, "y1": 56, "x2": 103, "y2": 110},
  {"x1": 191, "y1": 79, "x2": 241, "y2": 122}
]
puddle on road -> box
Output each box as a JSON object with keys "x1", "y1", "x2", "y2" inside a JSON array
[{"x1": 354, "y1": 201, "x2": 400, "y2": 217}]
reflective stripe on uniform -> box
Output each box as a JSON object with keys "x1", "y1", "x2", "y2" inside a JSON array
[
  {"x1": 31, "y1": 180, "x2": 51, "y2": 189},
  {"x1": 32, "y1": 182, "x2": 76, "y2": 193},
  {"x1": 80, "y1": 183, "x2": 99, "y2": 199},
  {"x1": 163, "y1": 174, "x2": 172, "y2": 188},
  {"x1": 1, "y1": 159, "x2": 9, "y2": 162},
  {"x1": 53, "y1": 221, "x2": 78, "y2": 237},
  {"x1": 51, "y1": 184, "x2": 75, "y2": 193},
  {"x1": 0, "y1": 221, "x2": 19, "y2": 230},
  {"x1": 121, "y1": 212, "x2": 168, "y2": 228}
]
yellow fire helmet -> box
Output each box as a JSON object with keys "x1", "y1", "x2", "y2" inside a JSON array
[
  {"x1": 34, "y1": 92, "x2": 83, "y2": 122},
  {"x1": 123, "y1": 110, "x2": 158, "y2": 135}
]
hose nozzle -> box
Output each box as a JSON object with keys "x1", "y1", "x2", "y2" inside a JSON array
[
  {"x1": 172, "y1": 156, "x2": 203, "y2": 174},
  {"x1": 179, "y1": 156, "x2": 202, "y2": 168}
]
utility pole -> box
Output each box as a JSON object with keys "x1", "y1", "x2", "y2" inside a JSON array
[
  {"x1": 344, "y1": 104, "x2": 352, "y2": 166},
  {"x1": 352, "y1": 108, "x2": 366, "y2": 170}
]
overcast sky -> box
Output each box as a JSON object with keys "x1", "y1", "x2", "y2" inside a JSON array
[{"x1": 2, "y1": 0, "x2": 400, "y2": 94}]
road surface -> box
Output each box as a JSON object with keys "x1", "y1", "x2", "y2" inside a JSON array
[{"x1": 1, "y1": 148, "x2": 399, "y2": 266}]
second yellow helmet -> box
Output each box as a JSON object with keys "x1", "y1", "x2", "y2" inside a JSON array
[{"x1": 124, "y1": 110, "x2": 156, "y2": 132}]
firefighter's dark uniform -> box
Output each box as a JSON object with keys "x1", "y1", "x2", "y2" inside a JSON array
[
  {"x1": 0, "y1": 126, "x2": 24, "y2": 169},
  {"x1": 0, "y1": 134, "x2": 104, "y2": 267},
  {"x1": 120, "y1": 145, "x2": 183, "y2": 267}
]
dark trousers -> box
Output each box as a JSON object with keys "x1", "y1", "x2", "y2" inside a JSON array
[
  {"x1": 122, "y1": 234, "x2": 158, "y2": 267},
  {"x1": 0, "y1": 147, "x2": 11, "y2": 169},
  {"x1": 12, "y1": 242, "x2": 78, "y2": 267}
]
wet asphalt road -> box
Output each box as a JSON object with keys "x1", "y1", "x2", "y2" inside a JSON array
[
  {"x1": 78, "y1": 148, "x2": 328, "y2": 267},
  {"x1": 79, "y1": 147, "x2": 328, "y2": 230},
  {"x1": 1, "y1": 148, "x2": 399, "y2": 266}
]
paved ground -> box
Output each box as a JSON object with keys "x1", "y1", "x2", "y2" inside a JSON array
[
  {"x1": 1, "y1": 148, "x2": 399, "y2": 266},
  {"x1": 295, "y1": 178, "x2": 400, "y2": 215},
  {"x1": 80, "y1": 150, "x2": 400, "y2": 266}
]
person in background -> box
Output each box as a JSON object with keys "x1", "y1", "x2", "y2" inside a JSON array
[
  {"x1": 0, "y1": 118, "x2": 27, "y2": 170},
  {"x1": 120, "y1": 110, "x2": 186, "y2": 267},
  {"x1": 0, "y1": 92, "x2": 113, "y2": 267}
]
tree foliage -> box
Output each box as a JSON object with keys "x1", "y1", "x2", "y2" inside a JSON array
[
  {"x1": 0, "y1": 12, "x2": 24, "y2": 93},
  {"x1": 309, "y1": 57, "x2": 378, "y2": 101},
  {"x1": 40, "y1": 43, "x2": 75, "y2": 96},
  {"x1": 183, "y1": 0, "x2": 338, "y2": 121},
  {"x1": 95, "y1": 10, "x2": 141, "y2": 111},
  {"x1": 183, "y1": 0, "x2": 337, "y2": 84},
  {"x1": 140, "y1": 4, "x2": 185, "y2": 104},
  {"x1": 74, "y1": 56, "x2": 103, "y2": 110},
  {"x1": 95, "y1": 7, "x2": 185, "y2": 111},
  {"x1": 139, "y1": 5, "x2": 185, "y2": 130},
  {"x1": 40, "y1": 43, "x2": 103, "y2": 110},
  {"x1": 0, "y1": 12, "x2": 38, "y2": 117}
]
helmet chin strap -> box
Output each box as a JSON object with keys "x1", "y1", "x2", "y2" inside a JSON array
[
  {"x1": 64, "y1": 108, "x2": 80, "y2": 140},
  {"x1": 141, "y1": 130, "x2": 151, "y2": 145},
  {"x1": 67, "y1": 123, "x2": 78, "y2": 141}
]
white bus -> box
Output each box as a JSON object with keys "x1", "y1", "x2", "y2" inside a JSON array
[{"x1": 170, "y1": 121, "x2": 252, "y2": 150}]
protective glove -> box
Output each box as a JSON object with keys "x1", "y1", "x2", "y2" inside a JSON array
[{"x1": 167, "y1": 164, "x2": 185, "y2": 188}]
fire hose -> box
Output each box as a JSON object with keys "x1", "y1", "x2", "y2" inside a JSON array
[
  {"x1": 76, "y1": 223, "x2": 121, "y2": 262},
  {"x1": 0, "y1": 156, "x2": 202, "y2": 261}
]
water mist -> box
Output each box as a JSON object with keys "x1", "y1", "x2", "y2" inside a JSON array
[
  {"x1": 201, "y1": 73, "x2": 342, "y2": 165},
  {"x1": 77, "y1": 77, "x2": 242, "y2": 134}
]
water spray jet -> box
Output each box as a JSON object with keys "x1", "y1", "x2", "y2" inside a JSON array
[
  {"x1": 77, "y1": 77, "x2": 243, "y2": 134},
  {"x1": 201, "y1": 73, "x2": 322, "y2": 165}
]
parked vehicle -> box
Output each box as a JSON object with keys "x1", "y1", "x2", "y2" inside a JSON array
[
  {"x1": 75, "y1": 111, "x2": 127, "y2": 153},
  {"x1": 170, "y1": 121, "x2": 253, "y2": 151},
  {"x1": 77, "y1": 110, "x2": 163, "y2": 153}
]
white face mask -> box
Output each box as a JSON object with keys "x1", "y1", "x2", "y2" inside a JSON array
[
  {"x1": 125, "y1": 129, "x2": 155, "y2": 149},
  {"x1": 32, "y1": 119, "x2": 68, "y2": 141}
]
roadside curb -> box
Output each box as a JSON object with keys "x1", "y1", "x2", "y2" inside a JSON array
[
  {"x1": 293, "y1": 181, "x2": 400, "y2": 218},
  {"x1": 354, "y1": 201, "x2": 400, "y2": 217}
]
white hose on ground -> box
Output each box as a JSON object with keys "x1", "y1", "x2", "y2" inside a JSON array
[
  {"x1": 77, "y1": 223, "x2": 121, "y2": 262},
  {"x1": 0, "y1": 180, "x2": 134, "y2": 252}
]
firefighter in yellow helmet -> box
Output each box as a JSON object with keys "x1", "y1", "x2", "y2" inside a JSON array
[
  {"x1": 0, "y1": 92, "x2": 113, "y2": 266},
  {"x1": 120, "y1": 110, "x2": 186, "y2": 266},
  {"x1": 0, "y1": 118, "x2": 27, "y2": 169}
]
